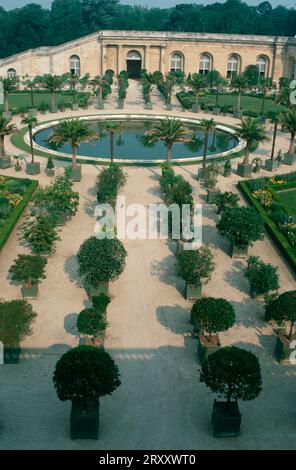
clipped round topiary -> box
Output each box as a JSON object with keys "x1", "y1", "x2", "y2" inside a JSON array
[
  {"x1": 53, "y1": 345, "x2": 121, "y2": 406},
  {"x1": 244, "y1": 256, "x2": 279, "y2": 297},
  {"x1": 77, "y1": 237, "x2": 127, "y2": 287},
  {"x1": 265, "y1": 290, "x2": 296, "y2": 339},
  {"x1": 191, "y1": 297, "x2": 235, "y2": 340},
  {"x1": 77, "y1": 308, "x2": 107, "y2": 338},
  {"x1": 217, "y1": 206, "x2": 264, "y2": 248},
  {"x1": 0, "y1": 299, "x2": 37, "y2": 347},
  {"x1": 200, "y1": 346, "x2": 262, "y2": 403},
  {"x1": 177, "y1": 246, "x2": 215, "y2": 285},
  {"x1": 92, "y1": 294, "x2": 111, "y2": 314}
]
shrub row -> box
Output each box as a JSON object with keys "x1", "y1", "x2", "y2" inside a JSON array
[{"x1": 0, "y1": 177, "x2": 38, "y2": 252}]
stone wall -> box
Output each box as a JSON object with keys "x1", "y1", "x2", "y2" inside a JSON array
[{"x1": 0, "y1": 30, "x2": 295, "y2": 81}]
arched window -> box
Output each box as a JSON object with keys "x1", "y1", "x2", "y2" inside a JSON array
[
  {"x1": 227, "y1": 55, "x2": 240, "y2": 78},
  {"x1": 70, "y1": 55, "x2": 80, "y2": 77},
  {"x1": 199, "y1": 54, "x2": 211, "y2": 75},
  {"x1": 170, "y1": 53, "x2": 182, "y2": 72},
  {"x1": 256, "y1": 56, "x2": 268, "y2": 77},
  {"x1": 127, "y1": 50, "x2": 142, "y2": 61},
  {"x1": 7, "y1": 68, "x2": 17, "y2": 79}
]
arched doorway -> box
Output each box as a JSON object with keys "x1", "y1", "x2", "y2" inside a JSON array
[{"x1": 126, "y1": 50, "x2": 142, "y2": 79}]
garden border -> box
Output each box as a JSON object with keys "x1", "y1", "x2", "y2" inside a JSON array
[
  {"x1": 238, "y1": 179, "x2": 296, "y2": 275},
  {"x1": 0, "y1": 176, "x2": 38, "y2": 252}
]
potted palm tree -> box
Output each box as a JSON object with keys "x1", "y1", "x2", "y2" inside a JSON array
[
  {"x1": 176, "y1": 245, "x2": 215, "y2": 300},
  {"x1": 36, "y1": 74, "x2": 65, "y2": 113},
  {"x1": 237, "y1": 117, "x2": 268, "y2": 177},
  {"x1": 187, "y1": 73, "x2": 207, "y2": 113},
  {"x1": 9, "y1": 254, "x2": 47, "y2": 298},
  {"x1": 198, "y1": 119, "x2": 215, "y2": 180},
  {"x1": 265, "y1": 290, "x2": 296, "y2": 363},
  {"x1": 191, "y1": 297, "x2": 235, "y2": 362},
  {"x1": 90, "y1": 75, "x2": 109, "y2": 109},
  {"x1": 0, "y1": 299, "x2": 37, "y2": 364},
  {"x1": 22, "y1": 76, "x2": 39, "y2": 115},
  {"x1": 53, "y1": 346, "x2": 121, "y2": 439},
  {"x1": 200, "y1": 346, "x2": 262, "y2": 437},
  {"x1": 217, "y1": 206, "x2": 265, "y2": 258},
  {"x1": 207, "y1": 71, "x2": 227, "y2": 115},
  {"x1": 77, "y1": 237, "x2": 127, "y2": 298},
  {"x1": 280, "y1": 108, "x2": 296, "y2": 165},
  {"x1": 231, "y1": 74, "x2": 248, "y2": 118},
  {"x1": 258, "y1": 77, "x2": 275, "y2": 123},
  {"x1": 0, "y1": 117, "x2": 18, "y2": 169},
  {"x1": 265, "y1": 113, "x2": 280, "y2": 171},
  {"x1": 144, "y1": 117, "x2": 190, "y2": 162},
  {"x1": 21, "y1": 114, "x2": 40, "y2": 175},
  {"x1": 48, "y1": 118, "x2": 96, "y2": 182},
  {"x1": 0, "y1": 76, "x2": 18, "y2": 119}
]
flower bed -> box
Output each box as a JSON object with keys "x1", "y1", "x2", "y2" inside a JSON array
[
  {"x1": 0, "y1": 175, "x2": 38, "y2": 251},
  {"x1": 238, "y1": 172, "x2": 296, "y2": 274}
]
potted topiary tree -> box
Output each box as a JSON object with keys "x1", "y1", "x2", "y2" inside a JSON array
[
  {"x1": 237, "y1": 117, "x2": 267, "y2": 177},
  {"x1": 0, "y1": 117, "x2": 18, "y2": 169},
  {"x1": 244, "y1": 256, "x2": 279, "y2": 298},
  {"x1": 217, "y1": 207, "x2": 265, "y2": 258},
  {"x1": 0, "y1": 299, "x2": 37, "y2": 363},
  {"x1": 200, "y1": 346, "x2": 262, "y2": 437},
  {"x1": 252, "y1": 157, "x2": 262, "y2": 174},
  {"x1": 77, "y1": 308, "x2": 108, "y2": 347},
  {"x1": 21, "y1": 114, "x2": 40, "y2": 175},
  {"x1": 9, "y1": 254, "x2": 47, "y2": 298},
  {"x1": 53, "y1": 345, "x2": 121, "y2": 439},
  {"x1": 191, "y1": 297, "x2": 235, "y2": 362},
  {"x1": 22, "y1": 215, "x2": 58, "y2": 254},
  {"x1": 213, "y1": 191, "x2": 239, "y2": 214},
  {"x1": 45, "y1": 156, "x2": 55, "y2": 176},
  {"x1": 203, "y1": 163, "x2": 220, "y2": 203},
  {"x1": 265, "y1": 290, "x2": 296, "y2": 363},
  {"x1": 176, "y1": 246, "x2": 215, "y2": 300},
  {"x1": 280, "y1": 107, "x2": 296, "y2": 165},
  {"x1": 77, "y1": 237, "x2": 127, "y2": 298},
  {"x1": 223, "y1": 159, "x2": 232, "y2": 177}
]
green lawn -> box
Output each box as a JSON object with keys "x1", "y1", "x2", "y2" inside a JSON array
[
  {"x1": 0, "y1": 92, "x2": 89, "y2": 112},
  {"x1": 277, "y1": 189, "x2": 296, "y2": 218}
]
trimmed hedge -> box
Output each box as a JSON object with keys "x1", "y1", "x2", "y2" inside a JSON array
[
  {"x1": 238, "y1": 180, "x2": 296, "y2": 274},
  {"x1": 0, "y1": 176, "x2": 38, "y2": 252}
]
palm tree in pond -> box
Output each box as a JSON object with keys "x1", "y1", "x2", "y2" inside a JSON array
[
  {"x1": 187, "y1": 73, "x2": 207, "y2": 110},
  {"x1": 280, "y1": 107, "x2": 296, "y2": 155},
  {"x1": 144, "y1": 118, "x2": 190, "y2": 162},
  {"x1": 0, "y1": 118, "x2": 18, "y2": 156},
  {"x1": 21, "y1": 115, "x2": 38, "y2": 163},
  {"x1": 238, "y1": 117, "x2": 268, "y2": 165},
  {"x1": 200, "y1": 119, "x2": 215, "y2": 169},
  {"x1": 104, "y1": 121, "x2": 120, "y2": 163},
  {"x1": 0, "y1": 77, "x2": 18, "y2": 113},
  {"x1": 231, "y1": 74, "x2": 248, "y2": 114},
  {"x1": 48, "y1": 118, "x2": 96, "y2": 171},
  {"x1": 36, "y1": 74, "x2": 65, "y2": 111}
]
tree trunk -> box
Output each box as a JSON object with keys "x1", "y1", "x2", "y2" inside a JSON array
[
  {"x1": 202, "y1": 130, "x2": 209, "y2": 169},
  {"x1": 215, "y1": 86, "x2": 219, "y2": 107},
  {"x1": 110, "y1": 131, "x2": 115, "y2": 163},
  {"x1": 270, "y1": 121, "x2": 278, "y2": 161},
  {"x1": 29, "y1": 127, "x2": 34, "y2": 163},
  {"x1": 195, "y1": 92, "x2": 199, "y2": 106},
  {"x1": 288, "y1": 320, "x2": 294, "y2": 340},
  {"x1": 243, "y1": 147, "x2": 250, "y2": 165},
  {"x1": 0, "y1": 135, "x2": 5, "y2": 157},
  {"x1": 167, "y1": 144, "x2": 172, "y2": 162},
  {"x1": 30, "y1": 89, "x2": 34, "y2": 108},
  {"x1": 72, "y1": 145, "x2": 77, "y2": 169},
  {"x1": 261, "y1": 92, "x2": 266, "y2": 115},
  {"x1": 99, "y1": 86, "x2": 103, "y2": 104},
  {"x1": 288, "y1": 133, "x2": 295, "y2": 154},
  {"x1": 226, "y1": 385, "x2": 233, "y2": 411},
  {"x1": 4, "y1": 93, "x2": 9, "y2": 113},
  {"x1": 237, "y1": 90, "x2": 241, "y2": 112},
  {"x1": 51, "y1": 91, "x2": 56, "y2": 109}
]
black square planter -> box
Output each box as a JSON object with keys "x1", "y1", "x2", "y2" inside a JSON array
[
  {"x1": 283, "y1": 153, "x2": 296, "y2": 165},
  {"x1": 207, "y1": 189, "x2": 220, "y2": 204},
  {"x1": 166, "y1": 104, "x2": 173, "y2": 111},
  {"x1": 144, "y1": 102, "x2": 153, "y2": 110},
  {"x1": 70, "y1": 400, "x2": 99, "y2": 440},
  {"x1": 21, "y1": 284, "x2": 39, "y2": 298},
  {"x1": 231, "y1": 243, "x2": 248, "y2": 259},
  {"x1": 72, "y1": 165, "x2": 82, "y2": 182},
  {"x1": 0, "y1": 155, "x2": 12, "y2": 169},
  {"x1": 26, "y1": 162, "x2": 40, "y2": 175},
  {"x1": 185, "y1": 282, "x2": 202, "y2": 300},
  {"x1": 265, "y1": 159, "x2": 279, "y2": 171},
  {"x1": 197, "y1": 336, "x2": 220, "y2": 363},
  {"x1": 4, "y1": 346, "x2": 21, "y2": 364},
  {"x1": 212, "y1": 400, "x2": 241, "y2": 437},
  {"x1": 192, "y1": 104, "x2": 200, "y2": 113},
  {"x1": 237, "y1": 163, "x2": 252, "y2": 177}
]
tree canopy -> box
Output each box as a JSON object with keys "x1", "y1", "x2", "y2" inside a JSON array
[{"x1": 1, "y1": 1, "x2": 296, "y2": 59}]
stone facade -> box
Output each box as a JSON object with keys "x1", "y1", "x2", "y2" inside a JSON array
[{"x1": 1, "y1": 30, "x2": 296, "y2": 81}]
